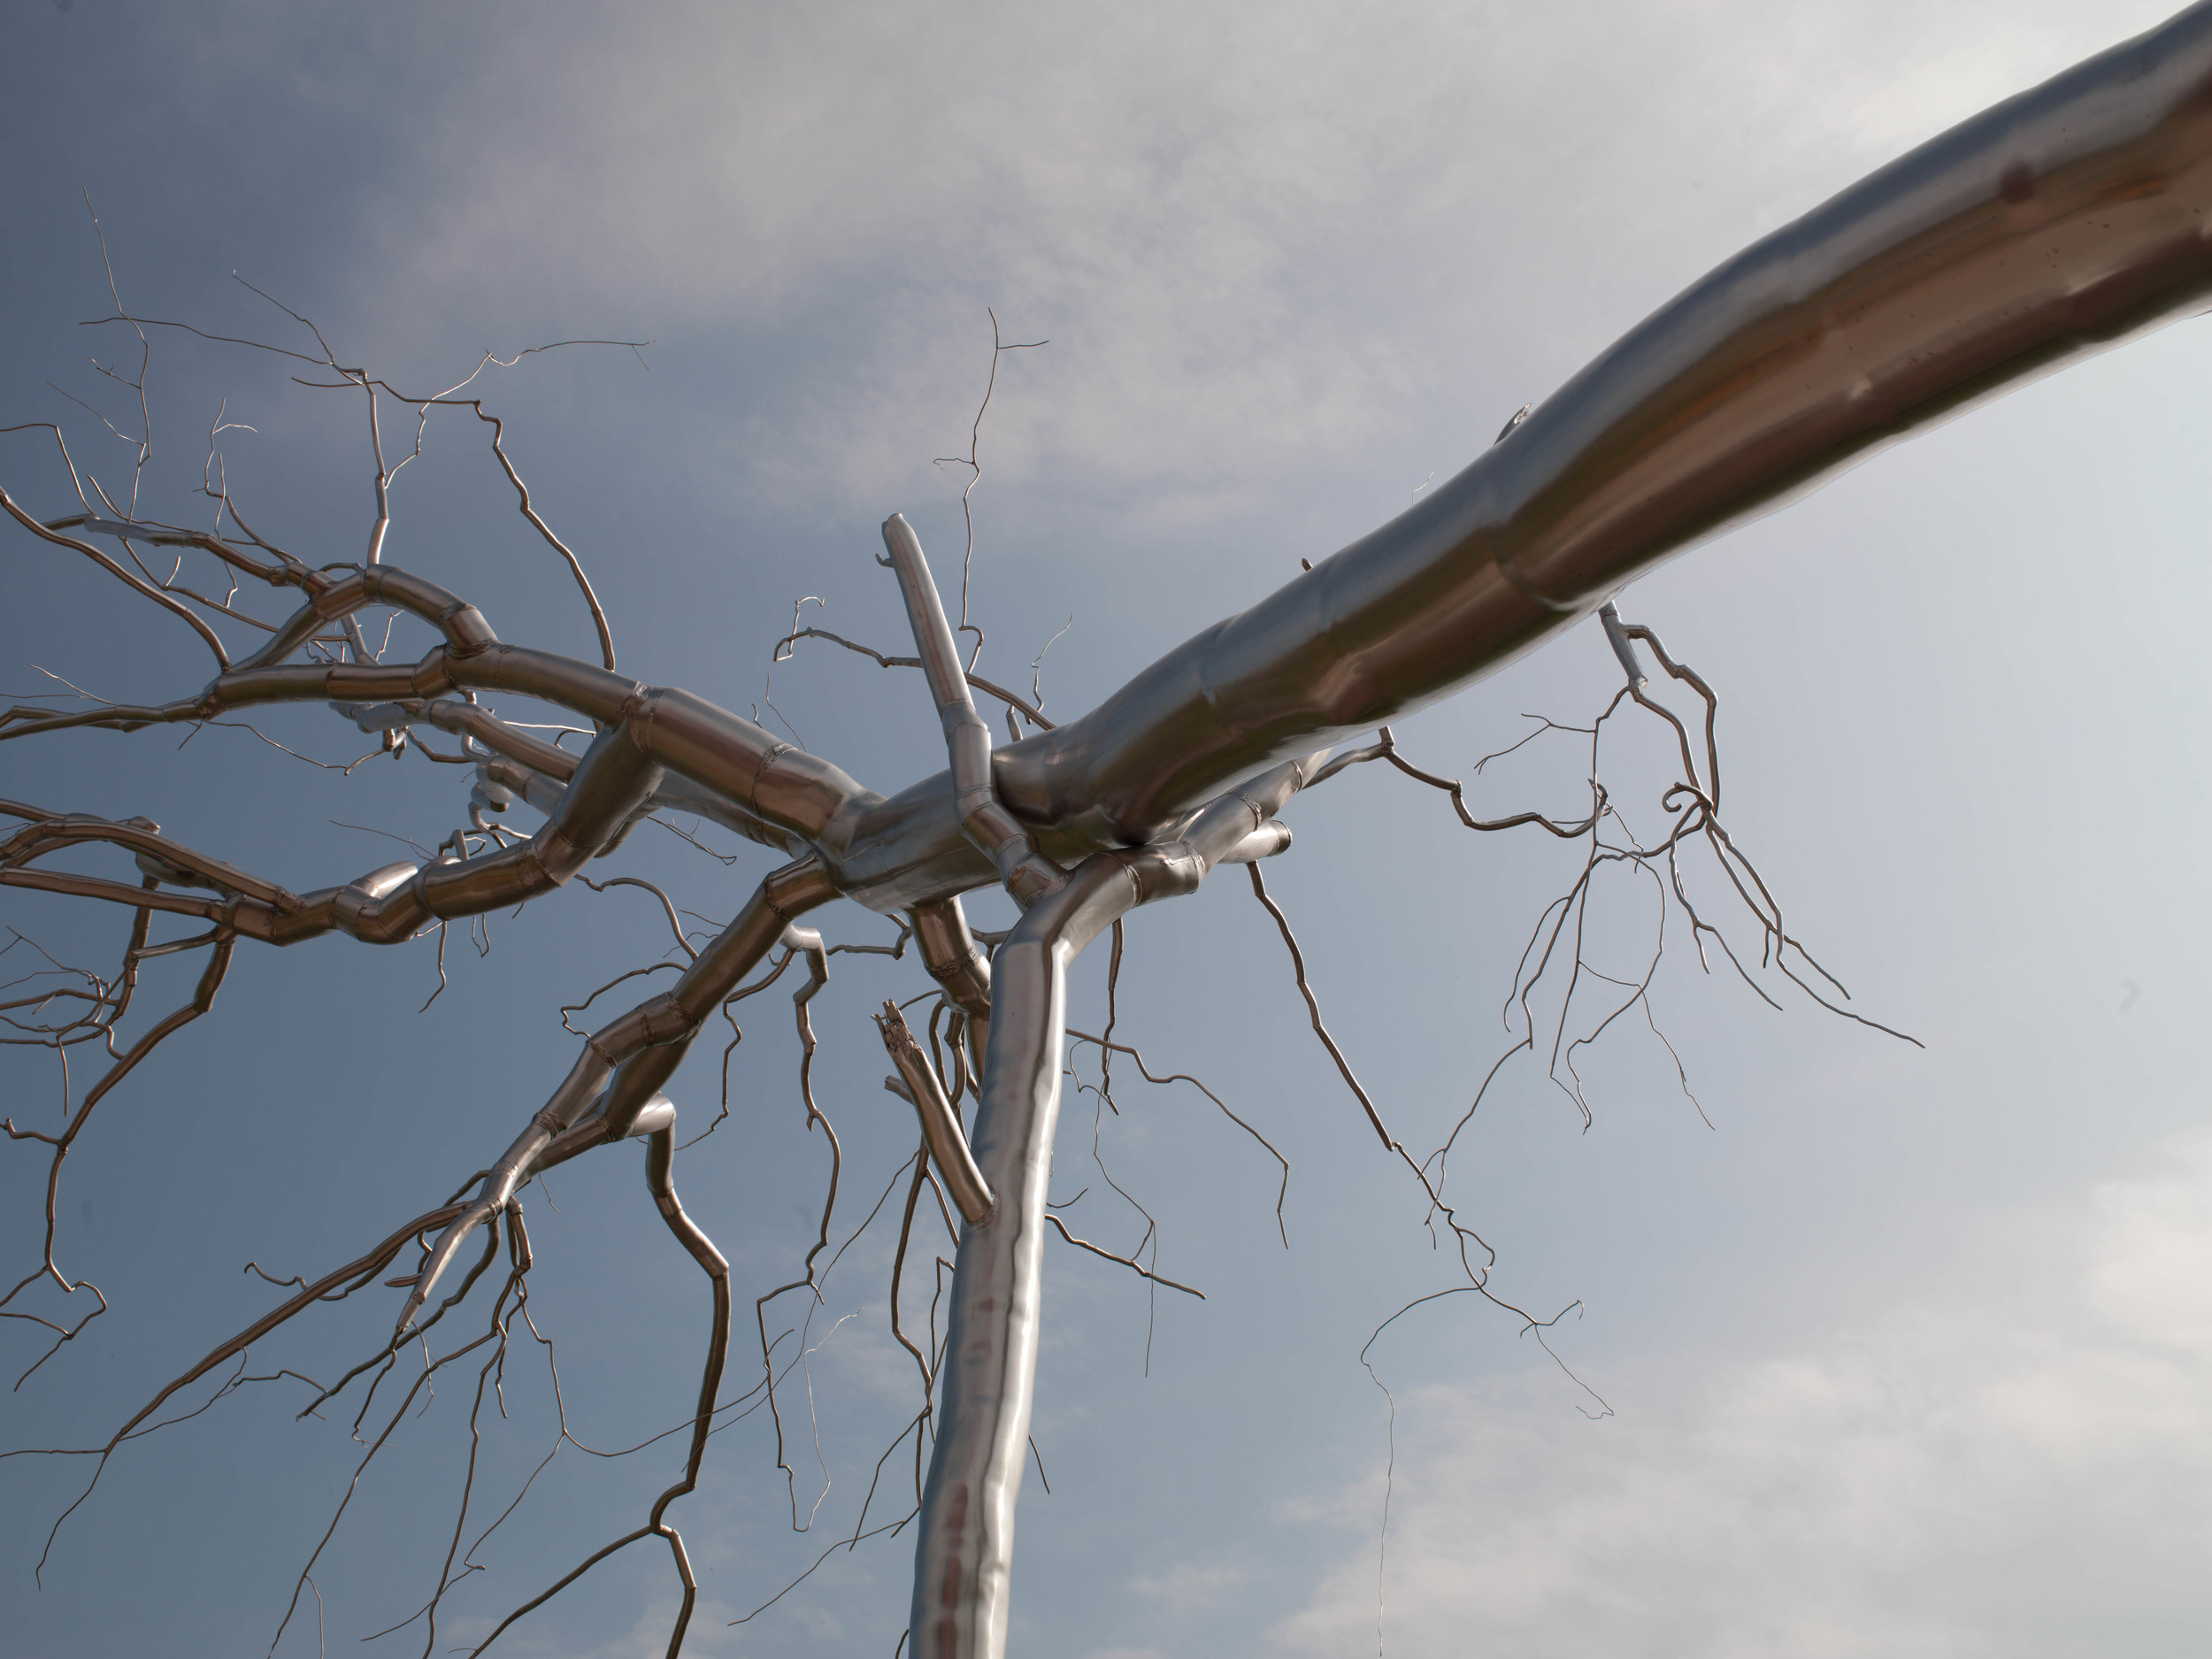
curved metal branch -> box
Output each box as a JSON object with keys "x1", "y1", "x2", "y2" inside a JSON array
[
  {"x1": 1043, "y1": 1213, "x2": 1203, "y2": 1299},
  {"x1": 0, "y1": 481, "x2": 230, "y2": 666},
  {"x1": 468, "y1": 402, "x2": 618, "y2": 672}
]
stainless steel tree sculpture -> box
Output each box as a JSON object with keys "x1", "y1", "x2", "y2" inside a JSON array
[{"x1": 10, "y1": 8, "x2": 2212, "y2": 1656}]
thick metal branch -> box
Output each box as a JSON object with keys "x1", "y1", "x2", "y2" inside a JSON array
[
  {"x1": 845, "y1": 7, "x2": 2212, "y2": 904},
  {"x1": 879, "y1": 514, "x2": 1063, "y2": 906},
  {"x1": 396, "y1": 856, "x2": 836, "y2": 1333},
  {"x1": 876, "y1": 1001, "x2": 993, "y2": 1226},
  {"x1": 912, "y1": 896, "x2": 994, "y2": 1084},
  {"x1": 910, "y1": 754, "x2": 1311, "y2": 1659}
]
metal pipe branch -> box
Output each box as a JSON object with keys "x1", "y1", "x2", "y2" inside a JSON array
[
  {"x1": 876, "y1": 1000, "x2": 995, "y2": 1226},
  {"x1": 913, "y1": 896, "x2": 995, "y2": 1081},
  {"x1": 396, "y1": 856, "x2": 837, "y2": 1329},
  {"x1": 910, "y1": 752, "x2": 1317, "y2": 1659},
  {"x1": 879, "y1": 514, "x2": 1064, "y2": 907},
  {"x1": 14, "y1": 12, "x2": 2212, "y2": 1655}
]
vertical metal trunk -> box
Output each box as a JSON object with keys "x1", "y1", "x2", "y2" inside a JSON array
[
  {"x1": 910, "y1": 769, "x2": 1316, "y2": 1657},
  {"x1": 909, "y1": 861, "x2": 1138, "y2": 1658}
]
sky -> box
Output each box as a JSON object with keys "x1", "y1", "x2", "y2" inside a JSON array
[{"x1": 4, "y1": 2, "x2": 2212, "y2": 1655}]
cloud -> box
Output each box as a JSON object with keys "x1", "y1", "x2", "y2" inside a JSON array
[
  {"x1": 263, "y1": 0, "x2": 2175, "y2": 521},
  {"x1": 28, "y1": 0, "x2": 2179, "y2": 537},
  {"x1": 1272, "y1": 1134, "x2": 2212, "y2": 1657},
  {"x1": 1130, "y1": 1559, "x2": 1249, "y2": 1616}
]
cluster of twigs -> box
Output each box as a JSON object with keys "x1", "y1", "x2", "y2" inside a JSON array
[
  {"x1": 0, "y1": 256, "x2": 1134, "y2": 1655},
  {"x1": 0, "y1": 218, "x2": 1912, "y2": 1659},
  {"x1": 1209, "y1": 594, "x2": 1919, "y2": 1657},
  {"x1": 0, "y1": 880, "x2": 234, "y2": 1389}
]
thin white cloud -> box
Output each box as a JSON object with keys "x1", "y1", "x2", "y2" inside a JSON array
[
  {"x1": 1273, "y1": 1133, "x2": 2212, "y2": 1656},
  {"x1": 289, "y1": 0, "x2": 2177, "y2": 520},
  {"x1": 1130, "y1": 1559, "x2": 1250, "y2": 1616}
]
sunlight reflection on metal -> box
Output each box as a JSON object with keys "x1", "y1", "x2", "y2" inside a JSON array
[{"x1": 11, "y1": 8, "x2": 2212, "y2": 1656}]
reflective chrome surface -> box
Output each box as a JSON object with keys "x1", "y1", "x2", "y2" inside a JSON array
[
  {"x1": 16, "y1": 11, "x2": 2212, "y2": 1656},
  {"x1": 840, "y1": 3, "x2": 2212, "y2": 910},
  {"x1": 910, "y1": 758, "x2": 1316, "y2": 1659},
  {"x1": 875, "y1": 999, "x2": 995, "y2": 1225},
  {"x1": 879, "y1": 512, "x2": 1064, "y2": 905}
]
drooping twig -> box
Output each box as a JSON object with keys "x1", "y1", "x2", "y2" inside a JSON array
[
  {"x1": 1246, "y1": 862, "x2": 1393, "y2": 1148},
  {"x1": 1044, "y1": 1214, "x2": 1204, "y2": 1299},
  {"x1": 772, "y1": 624, "x2": 1056, "y2": 729},
  {"x1": 1065, "y1": 1027, "x2": 1289, "y2": 1248},
  {"x1": 929, "y1": 308, "x2": 1048, "y2": 672}
]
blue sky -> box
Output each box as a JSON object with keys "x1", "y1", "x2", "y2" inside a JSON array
[{"x1": 4, "y1": 3, "x2": 2212, "y2": 1655}]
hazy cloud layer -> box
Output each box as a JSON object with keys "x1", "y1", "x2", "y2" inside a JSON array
[
  {"x1": 398, "y1": 0, "x2": 2147, "y2": 516},
  {"x1": 119, "y1": 0, "x2": 2167, "y2": 521},
  {"x1": 1276, "y1": 1134, "x2": 2212, "y2": 1655}
]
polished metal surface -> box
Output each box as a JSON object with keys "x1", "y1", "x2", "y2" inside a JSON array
[
  {"x1": 879, "y1": 513, "x2": 1064, "y2": 906},
  {"x1": 15, "y1": 11, "x2": 2212, "y2": 1657},
  {"x1": 875, "y1": 999, "x2": 995, "y2": 1225},
  {"x1": 910, "y1": 757, "x2": 1313, "y2": 1659},
  {"x1": 913, "y1": 896, "x2": 995, "y2": 1084},
  {"x1": 832, "y1": 1, "x2": 2212, "y2": 910}
]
